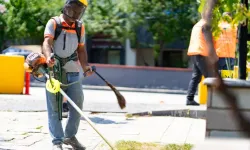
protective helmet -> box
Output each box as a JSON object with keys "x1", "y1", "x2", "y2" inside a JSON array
[{"x1": 62, "y1": 0, "x2": 88, "y2": 21}]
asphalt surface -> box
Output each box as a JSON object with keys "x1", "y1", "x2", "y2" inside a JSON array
[{"x1": 0, "y1": 87, "x2": 203, "y2": 113}]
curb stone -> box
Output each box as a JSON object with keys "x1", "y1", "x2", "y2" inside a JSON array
[{"x1": 127, "y1": 109, "x2": 206, "y2": 119}]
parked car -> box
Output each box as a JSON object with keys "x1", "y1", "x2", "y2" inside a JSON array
[{"x1": 1, "y1": 47, "x2": 32, "y2": 59}]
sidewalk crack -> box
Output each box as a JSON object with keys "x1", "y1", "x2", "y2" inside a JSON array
[
  {"x1": 26, "y1": 138, "x2": 44, "y2": 147},
  {"x1": 184, "y1": 119, "x2": 194, "y2": 143},
  {"x1": 159, "y1": 117, "x2": 175, "y2": 142}
]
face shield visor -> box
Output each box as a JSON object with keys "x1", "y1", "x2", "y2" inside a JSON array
[{"x1": 63, "y1": 1, "x2": 87, "y2": 21}]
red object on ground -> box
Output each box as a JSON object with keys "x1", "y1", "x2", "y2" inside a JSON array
[{"x1": 25, "y1": 71, "x2": 30, "y2": 95}]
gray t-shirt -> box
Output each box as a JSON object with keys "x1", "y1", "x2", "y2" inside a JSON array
[{"x1": 44, "y1": 14, "x2": 85, "y2": 72}]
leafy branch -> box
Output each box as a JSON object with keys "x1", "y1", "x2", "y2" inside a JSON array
[{"x1": 198, "y1": 0, "x2": 249, "y2": 38}]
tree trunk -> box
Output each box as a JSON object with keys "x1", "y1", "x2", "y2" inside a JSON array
[
  {"x1": 0, "y1": 25, "x2": 5, "y2": 51},
  {"x1": 238, "y1": 0, "x2": 248, "y2": 79},
  {"x1": 202, "y1": 0, "x2": 218, "y2": 65},
  {"x1": 157, "y1": 40, "x2": 165, "y2": 67}
]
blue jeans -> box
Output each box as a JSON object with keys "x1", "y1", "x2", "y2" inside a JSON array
[{"x1": 45, "y1": 72, "x2": 84, "y2": 144}]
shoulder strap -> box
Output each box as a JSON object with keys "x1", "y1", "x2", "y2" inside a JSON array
[
  {"x1": 51, "y1": 16, "x2": 62, "y2": 41},
  {"x1": 75, "y1": 20, "x2": 82, "y2": 43},
  {"x1": 52, "y1": 17, "x2": 82, "y2": 43}
]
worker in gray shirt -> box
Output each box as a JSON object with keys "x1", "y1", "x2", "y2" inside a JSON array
[{"x1": 42, "y1": 0, "x2": 93, "y2": 149}]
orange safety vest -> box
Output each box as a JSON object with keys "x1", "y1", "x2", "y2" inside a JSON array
[
  {"x1": 214, "y1": 21, "x2": 238, "y2": 58},
  {"x1": 187, "y1": 19, "x2": 209, "y2": 56}
]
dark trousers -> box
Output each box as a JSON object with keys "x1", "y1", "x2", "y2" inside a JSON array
[
  {"x1": 187, "y1": 55, "x2": 216, "y2": 101},
  {"x1": 218, "y1": 57, "x2": 235, "y2": 70}
]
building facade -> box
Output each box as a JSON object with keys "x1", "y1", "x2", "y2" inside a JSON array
[{"x1": 86, "y1": 27, "x2": 190, "y2": 68}]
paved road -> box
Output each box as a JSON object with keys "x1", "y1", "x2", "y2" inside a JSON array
[{"x1": 0, "y1": 87, "x2": 202, "y2": 113}]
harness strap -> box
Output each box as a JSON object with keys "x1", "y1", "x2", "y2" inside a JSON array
[
  {"x1": 53, "y1": 51, "x2": 79, "y2": 120},
  {"x1": 52, "y1": 59, "x2": 63, "y2": 120},
  {"x1": 54, "y1": 51, "x2": 78, "y2": 68}
]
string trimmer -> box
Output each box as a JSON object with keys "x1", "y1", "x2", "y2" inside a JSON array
[{"x1": 24, "y1": 52, "x2": 126, "y2": 150}]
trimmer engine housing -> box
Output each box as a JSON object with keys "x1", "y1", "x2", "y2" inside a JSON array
[{"x1": 24, "y1": 52, "x2": 48, "y2": 78}]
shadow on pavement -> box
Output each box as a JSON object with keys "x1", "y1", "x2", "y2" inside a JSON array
[{"x1": 81, "y1": 117, "x2": 127, "y2": 124}]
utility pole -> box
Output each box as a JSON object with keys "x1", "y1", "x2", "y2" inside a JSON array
[{"x1": 238, "y1": 0, "x2": 248, "y2": 80}]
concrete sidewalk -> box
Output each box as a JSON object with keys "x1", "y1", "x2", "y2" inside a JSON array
[
  {"x1": 0, "y1": 87, "x2": 205, "y2": 119},
  {"x1": 0, "y1": 112, "x2": 206, "y2": 150}
]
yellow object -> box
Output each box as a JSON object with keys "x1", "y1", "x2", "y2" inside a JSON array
[
  {"x1": 198, "y1": 76, "x2": 207, "y2": 105},
  {"x1": 46, "y1": 78, "x2": 61, "y2": 94},
  {"x1": 79, "y1": 0, "x2": 88, "y2": 6},
  {"x1": 233, "y1": 66, "x2": 250, "y2": 79},
  {"x1": 221, "y1": 70, "x2": 234, "y2": 78},
  {"x1": 23, "y1": 62, "x2": 32, "y2": 72},
  {"x1": 0, "y1": 55, "x2": 25, "y2": 94}
]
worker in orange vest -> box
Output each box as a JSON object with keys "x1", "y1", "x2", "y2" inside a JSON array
[
  {"x1": 214, "y1": 12, "x2": 238, "y2": 70},
  {"x1": 186, "y1": 14, "x2": 218, "y2": 106}
]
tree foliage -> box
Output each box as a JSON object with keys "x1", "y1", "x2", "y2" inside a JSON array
[
  {"x1": 1, "y1": 0, "x2": 200, "y2": 61},
  {"x1": 0, "y1": 0, "x2": 6, "y2": 49},
  {"x1": 198, "y1": 0, "x2": 249, "y2": 38},
  {"x1": 83, "y1": 0, "x2": 199, "y2": 65},
  {"x1": 0, "y1": 0, "x2": 63, "y2": 48},
  {"x1": 126, "y1": 0, "x2": 199, "y2": 64},
  {"x1": 83, "y1": 0, "x2": 136, "y2": 43},
  {"x1": 130, "y1": 0, "x2": 198, "y2": 43},
  {"x1": 199, "y1": 0, "x2": 250, "y2": 62}
]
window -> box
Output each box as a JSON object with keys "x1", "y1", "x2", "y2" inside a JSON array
[
  {"x1": 108, "y1": 50, "x2": 120, "y2": 64},
  {"x1": 162, "y1": 51, "x2": 184, "y2": 67}
]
